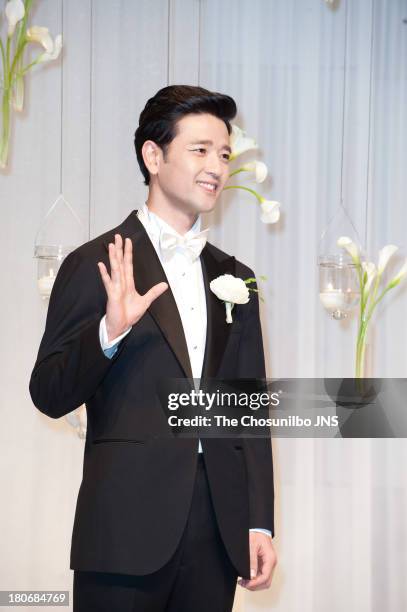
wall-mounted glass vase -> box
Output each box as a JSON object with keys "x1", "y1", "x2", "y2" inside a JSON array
[
  {"x1": 34, "y1": 194, "x2": 85, "y2": 300},
  {"x1": 318, "y1": 255, "x2": 360, "y2": 320},
  {"x1": 318, "y1": 204, "x2": 363, "y2": 320}
]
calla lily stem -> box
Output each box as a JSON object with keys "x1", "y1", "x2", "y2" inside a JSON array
[
  {"x1": 223, "y1": 184, "x2": 262, "y2": 202},
  {"x1": 338, "y1": 236, "x2": 406, "y2": 378},
  {"x1": 1, "y1": 0, "x2": 60, "y2": 168},
  {"x1": 355, "y1": 269, "x2": 401, "y2": 378},
  {"x1": 1, "y1": 87, "x2": 11, "y2": 167},
  {"x1": 228, "y1": 167, "x2": 248, "y2": 178}
]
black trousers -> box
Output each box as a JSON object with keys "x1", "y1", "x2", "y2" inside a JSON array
[{"x1": 73, "y1": 454, "x2": 238, "y2": 611}]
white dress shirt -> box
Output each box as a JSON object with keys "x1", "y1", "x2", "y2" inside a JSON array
[
  {"x1": 100, "y1": 201, "x2": 207, "y2": 451},
  {"x1": 99, "y1": 203, "x2": 271, "y2": 537}
]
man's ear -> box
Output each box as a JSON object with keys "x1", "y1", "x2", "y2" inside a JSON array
[{"x1": 142, "y1": 140, "x2": 162, "y2": 179}]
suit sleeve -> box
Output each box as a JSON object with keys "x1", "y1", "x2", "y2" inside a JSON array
[
  {"x1": 29, "y1": 250, "x2": 124, "y2": 419},
  {"x1": 238, "y1": 274, "x2": 275, "y2": 537}
]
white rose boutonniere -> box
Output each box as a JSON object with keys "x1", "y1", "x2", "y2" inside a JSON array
[
  {"x1": 210, "y1": 274, "x2": 265, "y2": 323},
  {"x1": 210, "y1": 274, "x2": 249, "y2": 323}
]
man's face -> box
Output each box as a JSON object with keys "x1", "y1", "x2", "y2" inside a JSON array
[{"x1": 152, "y1": 113, "x2": 231, "y2": 215}]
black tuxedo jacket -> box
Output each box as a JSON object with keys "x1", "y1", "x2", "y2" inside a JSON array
[{"x1": 29, "y1": 210, "x2": 274, "y2": 580}]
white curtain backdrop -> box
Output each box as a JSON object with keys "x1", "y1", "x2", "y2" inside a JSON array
[{"x1": 1, "y1": 1, "x2": 406, "y2": 610}]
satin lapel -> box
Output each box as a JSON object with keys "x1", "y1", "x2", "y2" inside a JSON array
[
  {"x1": 200, "y1": 245, "x2": 236, "y2": 379},
  {"x1": 103, "y1": 215, "x2": 193, "y2": 380}
]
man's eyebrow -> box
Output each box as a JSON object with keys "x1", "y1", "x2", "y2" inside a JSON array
[{"x1": 189, "y1": 139, "x2": 232, "y2": 154}]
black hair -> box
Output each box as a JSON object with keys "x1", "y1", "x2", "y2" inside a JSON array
[{"x1": 134, "y1": 85, "x2": 237, "y2": 185}]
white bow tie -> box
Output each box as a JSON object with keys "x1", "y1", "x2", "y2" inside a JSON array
[{"x1": 159, "y1": 228, "x2": 209, "y2": 263}]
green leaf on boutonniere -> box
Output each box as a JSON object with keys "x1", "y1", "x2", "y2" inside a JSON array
[{"x1": 243, "y1": 276, "x2": 266, "y2": 302}]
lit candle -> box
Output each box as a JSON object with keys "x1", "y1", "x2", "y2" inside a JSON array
[
  {"x1": 319, "y1": 284, "x2": 359, "y2": 313},
  {"x1": 319, "y1": 289, "x2": 347, "y2": 311},
  {"x1": 38, "y1": 272, "x2": 56, "y2": 299}
]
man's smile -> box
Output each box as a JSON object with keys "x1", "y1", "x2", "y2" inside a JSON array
[{"x1": 196, "y1": 180, "x2": 218, "y2": 194}]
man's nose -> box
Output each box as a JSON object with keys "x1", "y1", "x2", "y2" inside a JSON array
[{"x1": 204, "y1": 154, "x2": 223, "y2": 179}]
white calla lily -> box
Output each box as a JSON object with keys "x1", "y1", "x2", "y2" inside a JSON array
[
  {"x1": 337, "y1": 236, "x2": 360, "y2": 264},
  {"x1": 335, "y1": 235, "x2": 406, "y2": 378},
  {"x1": 0, "y1": 3, "x2": 63, "y2": 168},
  {"x1": 229, "y1": 124, "x2": 258, "y2": 160},
  {"x1": 361, "y1": 261, "x2": 377, "y2": 296},
  {"x1": 5, "y1": 0, "x2": 25, "y2": 37},
  {"x1": 26, "y1": 26, "x2": 54, "y2": 52},
  {"x1": 37, "y1": 33, "x2": 62, "y2": 62},
  {"x1": 242, "y1": 161, "x2": 268, "y2": 183},
  {"x1": 388, "y1": 259, "x2": 407, "y2": 288},
  {"x1": 377, "y1": 244, "x2": 398, "y2": 275},
  {"x1": 260, "y1": 199, "x2": 280, "y2": 224}
]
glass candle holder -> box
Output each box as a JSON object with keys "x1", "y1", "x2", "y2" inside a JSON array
[
  {"x1": 318, "y1": 254, "x2": 360, "y2": 320},
  {"x1": 34, "y1": 195, "x2": 85, "y2": 301},
  {"x1": 35, "y1": 245, "x2": 74, "y2": 300}
]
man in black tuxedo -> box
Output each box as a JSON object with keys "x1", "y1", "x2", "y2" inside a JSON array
[{"x1": 29, "y1": 85, "x2": 277, "y2": 611}]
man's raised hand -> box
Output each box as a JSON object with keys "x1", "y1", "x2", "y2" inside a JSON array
[{"x1": 97, "y1": 233, "x2": 168, "y2": 342}]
